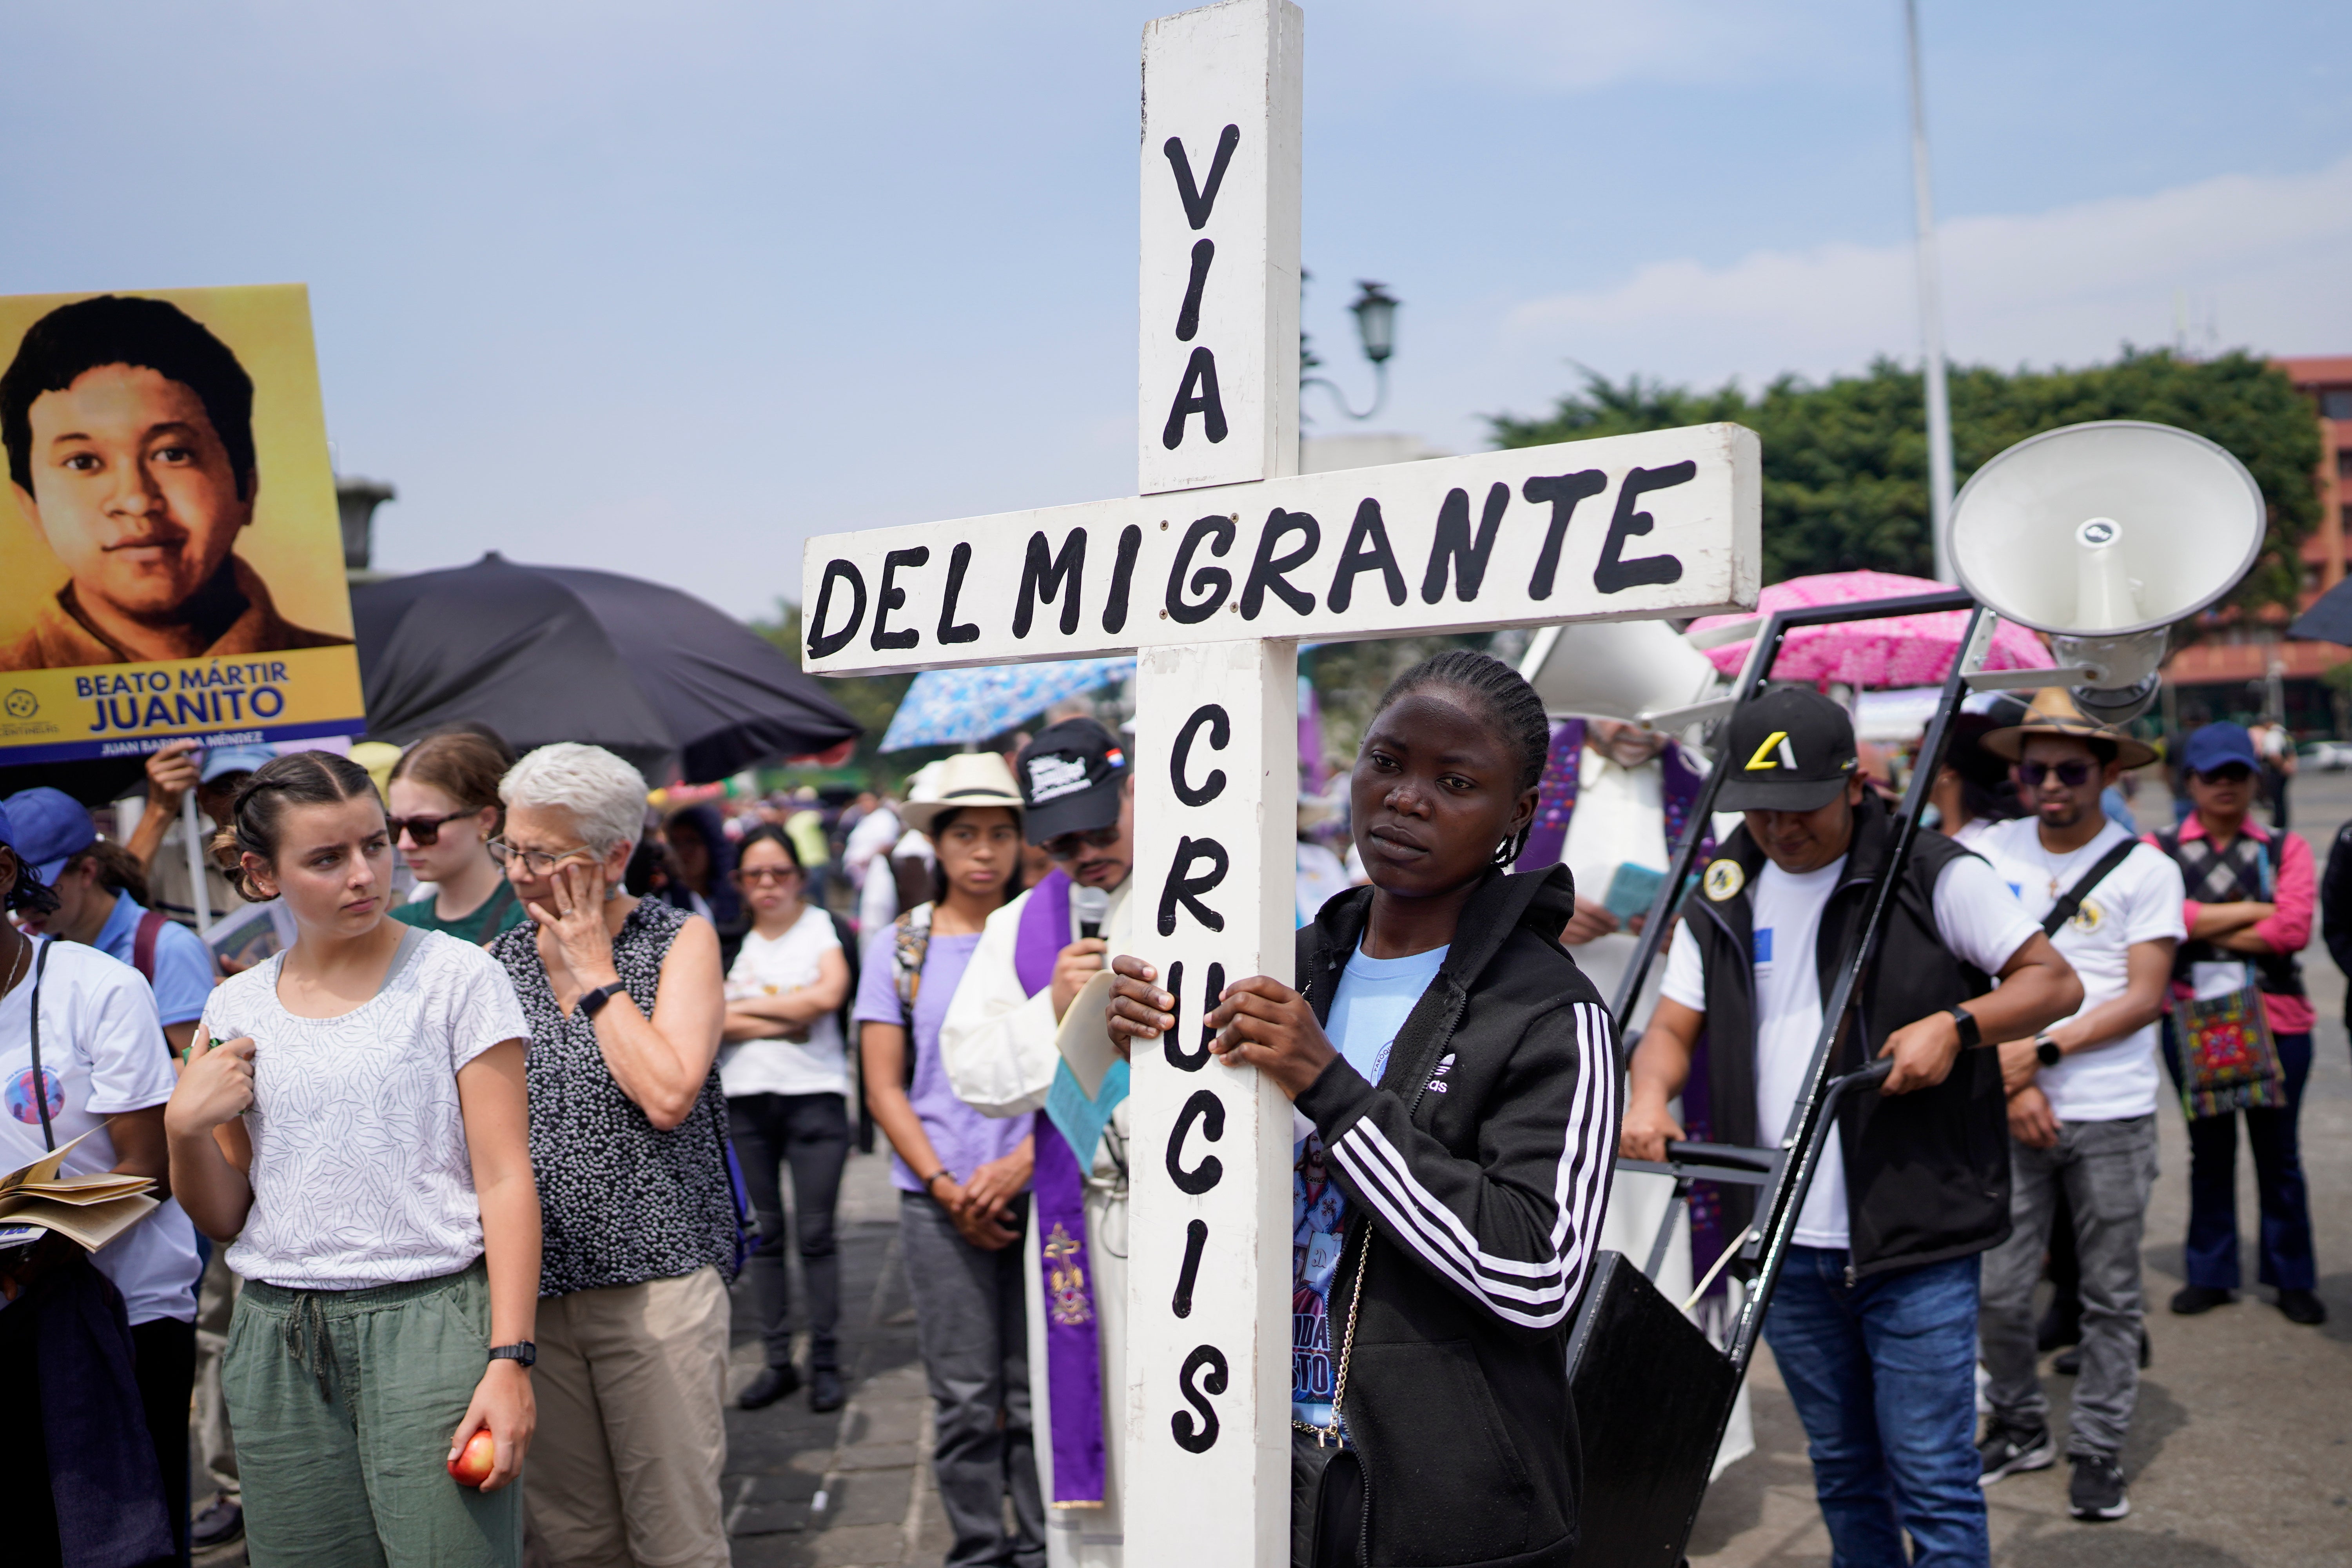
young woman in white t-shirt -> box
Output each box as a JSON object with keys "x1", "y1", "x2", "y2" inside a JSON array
[
  {"x1": 163, "y1": 751, "x2": 540, "y2": 1568},
  {"x1": 719, "y1": 824, "x2": 852, "y2": 1412}
]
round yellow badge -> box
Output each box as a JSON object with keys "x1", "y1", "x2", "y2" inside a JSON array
[{"x1": 1703, "y1": 859, "x2": 1745, "y2": 902}]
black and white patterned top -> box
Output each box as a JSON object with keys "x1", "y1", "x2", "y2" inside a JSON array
[{"x1": 492, "y1": 900, "x2": 739, "y2": 1297}]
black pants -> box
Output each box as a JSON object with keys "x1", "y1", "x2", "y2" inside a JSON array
[
  {"x1": 730, "y1": 1091, "x2": 849, "y2": 1370},
  {"x1": 131, "y1": 1316, "x2": 196, "y2": 1563}
]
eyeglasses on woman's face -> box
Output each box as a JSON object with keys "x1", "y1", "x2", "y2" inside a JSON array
[
  {"x1": 2017, "y1": 759, "x2": 2096, "y2": 789},
  {"x1": 486, "y1": 838, "x2": 597, "y2": 878},
  {"x1": 388, "y1": 811, "x2": 475, "y2": 848},
  {"x1": 736, "y1": 865, "x2": 801, "y2": 886}
]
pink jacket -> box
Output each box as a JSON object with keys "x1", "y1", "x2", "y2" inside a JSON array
[{"x1": 2145, "y1": 814, "x2": 2315, "y2": 1035}]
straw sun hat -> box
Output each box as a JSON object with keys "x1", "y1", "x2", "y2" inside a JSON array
[
  {"x1": 898, "y1": 753, "x2": 1025, "y2": 837},
  {"x1": 1980, "y1": 688, "x2": 2157, "y2": 770}
]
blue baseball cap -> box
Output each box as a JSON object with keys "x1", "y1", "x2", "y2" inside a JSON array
[
  {"x1": 200, "y1": 744, "x2": 278, "y2": 785},
  {"x1": 0, "y1": 787, "x2": 96, "y2": 884},
  {"x1": 2181, "y1": 722, "x2": 2262, "y2": 778}
]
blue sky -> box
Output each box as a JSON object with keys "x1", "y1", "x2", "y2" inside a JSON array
[{"x1": 5, "y1": 1, "x2": 2347, "y2": 619}]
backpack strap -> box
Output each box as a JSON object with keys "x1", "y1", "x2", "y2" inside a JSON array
[
  {"x1": 891, "y1": 904, "x2": 933, "y2": 1088},
  {"x1": 132, "y1": 907, "x2": 168, "y2": 982},
  {"x1": 25, "y1": 938, "x2": 56, "y2": 1151},
  {"x1": 2042, "y1": 838, "x2": 2141, "y2": 938}
]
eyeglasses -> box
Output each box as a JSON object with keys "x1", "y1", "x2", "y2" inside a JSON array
[
  {"x1": 2017, "y1": 759, "x2": 2095, "y2": 789},
  {"x1": 1041, "y1": 824, "x2": 1123, "y2": 861},
  {"x1": 387, "y1": 811, "x2": 475, "y2": 848},
  {"x1": 2194, "y1": 764, "x2": 2254, "y2": 785},
  {"x1": 737, "y1": 866, "x2": 801, "y2": 886},
  {"x1": 486, "y1": 838, "x2": 597, "y2": 878}
]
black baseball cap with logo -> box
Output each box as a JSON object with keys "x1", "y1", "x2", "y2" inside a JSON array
[
  {"x1": 1015, "y1": 717, "x2": 1129, "y2": 845},
  {"x1": 1714, "y1": 688, "x2": 1859, "y2": 813}
]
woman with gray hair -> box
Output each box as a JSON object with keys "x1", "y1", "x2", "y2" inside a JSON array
[{"x1": 486, "y1": 742, "x2": 737, "y2": 1568}]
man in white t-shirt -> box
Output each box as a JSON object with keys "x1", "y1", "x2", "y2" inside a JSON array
[
  {"x1": 1972, "y1": 692, "x2": 2181, "y2": 1523},
  {"x1": 1623, "y1": 689, "x2": 2080, "y2": 1568}
]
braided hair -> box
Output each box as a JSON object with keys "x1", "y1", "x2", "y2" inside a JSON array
[
  {"x1": 209, "y1": 750, "x2": 383, "y2": 902},
  {"x1": 1370, "y1": 648, "x2": 1552, "y2": 867}
]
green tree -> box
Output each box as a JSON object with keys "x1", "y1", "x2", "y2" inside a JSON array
[
  {"x1": 751, "y1": 601, "x2": 940, "y2": 790},
  {"x1": 1489, "y1": 350, "x2": 2322, "y2": 617}
]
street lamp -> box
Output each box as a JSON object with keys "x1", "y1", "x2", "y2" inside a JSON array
[{"x1": 1304, "y1": 278, "x2": 1399, "y2": 421}]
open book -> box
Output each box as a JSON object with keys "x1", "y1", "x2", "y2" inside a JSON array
[{"x1": 0, "y1": 1129, "x2": 158, "y2": 1253}]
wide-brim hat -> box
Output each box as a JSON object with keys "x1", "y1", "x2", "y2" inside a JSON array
[
  {"x1": 1981, "y1": 688, "x2": 2156, "y2": 769},
  {"x1": 898, "y1": 753, "x2": 1025, "y2": 838}
]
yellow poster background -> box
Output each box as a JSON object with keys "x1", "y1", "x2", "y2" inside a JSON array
[{"x1": 0, "y1": 283, "x2": 363, "y2": 762}]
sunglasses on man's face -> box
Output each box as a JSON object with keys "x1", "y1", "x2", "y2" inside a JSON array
[
  {"x1": 1042, "y1": 825, "x2": 1123, "y2": 861},
  {"x1": 2195, "y1": 764, "x2": 2254, "y2": 786},
  {"x1": 387, "y1": 811, "x2": 475, "y2": 847},
  {"x1": 2018, "y1": 759, "x2": 2096, "y2": 789}
]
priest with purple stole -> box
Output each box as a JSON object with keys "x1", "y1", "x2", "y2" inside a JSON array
[{"x1": 941, "y1": 718, "x2": 1134, "y2": 1568}]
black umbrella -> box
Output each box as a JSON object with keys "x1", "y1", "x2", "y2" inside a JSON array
[
  {"x1": 351, "y1": 553, "x2": 860, "y2": 783},
  {"x1": 2289, "y1": 577, "x2": 2352, "y2": 648}
]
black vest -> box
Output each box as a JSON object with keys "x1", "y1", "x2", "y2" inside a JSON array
[{"x1": 1682, "y1": 795, "x2": 2011, "y2": 1279}]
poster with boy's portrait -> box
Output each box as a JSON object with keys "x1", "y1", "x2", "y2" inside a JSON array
[{"x1": 0, "y1": 284, "x2": 364, "y2": 764}]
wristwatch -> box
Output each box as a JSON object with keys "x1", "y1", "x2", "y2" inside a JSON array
[
  {"x1": 489, "y1": 1341, "x2": 537, "y2": 1369},
  {"x1": 1947, "y1": 1005, "x2": 1982, "y2": 1051},
  {"x1": 2034, "y1": 1033, "x2": 2064, "y2": 1068},
  {"x1": 578, "y1": 982, "x2": 625, "y2": 1019}
]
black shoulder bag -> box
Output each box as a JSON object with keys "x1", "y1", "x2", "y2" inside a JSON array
[{"x1": 2041, "y1": 838, "x2": 2141, "y2": 938}]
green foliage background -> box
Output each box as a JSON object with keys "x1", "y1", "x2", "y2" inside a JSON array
[{"x1": 1488, "y1": 350, "x2": 2322, "y2": 616}]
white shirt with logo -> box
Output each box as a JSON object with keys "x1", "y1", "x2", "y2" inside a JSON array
[
  {"x1": 1976, "y1": 817, "x2": 2185, "y2": 1122},
  {"x1": 1, "y1": 939, "x2": 202, "y2": 1324},
  {"x1": 1663, "y1": 850, "x2": 2040, "y2": 1250}
]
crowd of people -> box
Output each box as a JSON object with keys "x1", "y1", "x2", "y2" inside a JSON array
[{"x1": 0, "y1": 650, "x2": 2342, "y2": 1568}]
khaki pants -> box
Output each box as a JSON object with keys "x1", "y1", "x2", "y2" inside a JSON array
[
  {"x1": 526, "y1": 1267, "x2": 731, "y2": 1568},
  {"x1": 191, "y1": 1247, "x2": 241, "y2": 1504}
]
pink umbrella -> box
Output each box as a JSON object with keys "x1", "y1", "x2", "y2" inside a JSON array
[{"x1": 1687, "y1": 570, "x2": 2053, "y2": 689}]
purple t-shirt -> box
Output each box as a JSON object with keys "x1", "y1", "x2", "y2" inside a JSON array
[{"x1": 854, "y1": 926, "x2": 1035, "y2": 1194}]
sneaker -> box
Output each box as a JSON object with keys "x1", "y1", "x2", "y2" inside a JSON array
[
  {"x1": 1978, "y1": 1421, "x2": 2055, "y2": 1485},
  {"x1": 2068, "y1": 1452, "x2": 2131, "y2": 1521},
  {"x1": 191, "y1": 1497, "x2": 244, "y2": 1550},
  {"x1": 739, "y1": 1363, "x2": 802, "y2": 1410},
  {"x1": 2169, "y1": 1284, "x2": 2234, "y2": 1315},
  {"x1": 809, "y1": 1365, "x2": 846, "y2": 1413},
  {"x1": 2277, "y1": 1288, "x2": 2328, "y2": 1325}
]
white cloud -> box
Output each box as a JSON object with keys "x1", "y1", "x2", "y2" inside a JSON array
[{"x1": 1494, "y1": 154, "x2": 2352, "y2": 392}]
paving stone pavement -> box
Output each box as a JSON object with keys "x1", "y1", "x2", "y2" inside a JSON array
[{"x1": 724, "y1": 1145, "x2": 953, "y2": 1568}]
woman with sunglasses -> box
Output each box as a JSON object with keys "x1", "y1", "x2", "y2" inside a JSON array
[
  {"x1": 390, "y1": 727, "x2": 530, "y2": 947},
  {"x1": 720, "y1": 826, "x2": 853, "y2": 1413}
]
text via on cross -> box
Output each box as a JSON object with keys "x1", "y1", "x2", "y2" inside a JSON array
[{"x1": 800, "y1": 4, "x2": 1758, "y2": 1565}]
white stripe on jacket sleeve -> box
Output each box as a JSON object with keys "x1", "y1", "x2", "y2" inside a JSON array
[{"x1": 1325, "y1": 1002, "x2": 1621, "y2": 1330}]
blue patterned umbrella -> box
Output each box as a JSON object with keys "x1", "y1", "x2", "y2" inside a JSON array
[{"x1": 880, "y1": 658, "x2": 1135, "y2": 752}]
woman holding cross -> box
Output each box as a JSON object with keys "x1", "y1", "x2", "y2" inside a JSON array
[{"x1": 1107, "y1": 650, "x2": 1619, "y2": 1568}]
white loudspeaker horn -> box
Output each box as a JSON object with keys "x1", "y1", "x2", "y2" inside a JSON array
[
  {"x1": 1950, "y1": 420, "x2": 2265, "y2": 725},
  {"x1": 1519, "y1": 619, "x2": 1726, "y2": 729}
]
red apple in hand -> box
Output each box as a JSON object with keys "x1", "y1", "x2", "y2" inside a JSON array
[{"x1": 448, "y1": 1429, "x2": 495, "y2": 1488}]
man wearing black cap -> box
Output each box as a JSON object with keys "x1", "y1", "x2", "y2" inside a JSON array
[
  {"x1": 1621, "y1": 688, "x2": 2081, "y2": 1568},
  {"x1": 939, "y1": 717, "x2": 1135, "y2": 1567}
]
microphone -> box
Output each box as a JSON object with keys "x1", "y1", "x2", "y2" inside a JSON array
[{"x1": 1073, "y1": 885, "x2": 1110, "y2": 941}]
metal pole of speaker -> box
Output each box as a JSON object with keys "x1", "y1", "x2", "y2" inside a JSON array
[{"x1": 1906, "y1": 0, "x2": 1957, "y2": 584}]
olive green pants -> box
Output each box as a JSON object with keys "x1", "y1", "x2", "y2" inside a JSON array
[{"x1": 223, "y1": 1258, "x2": 521, "y2": 1568}]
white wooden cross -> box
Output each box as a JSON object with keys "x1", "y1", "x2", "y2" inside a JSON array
[{"x1": 801, "y1": 4, "x2": 1759, "y2": 1561}]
